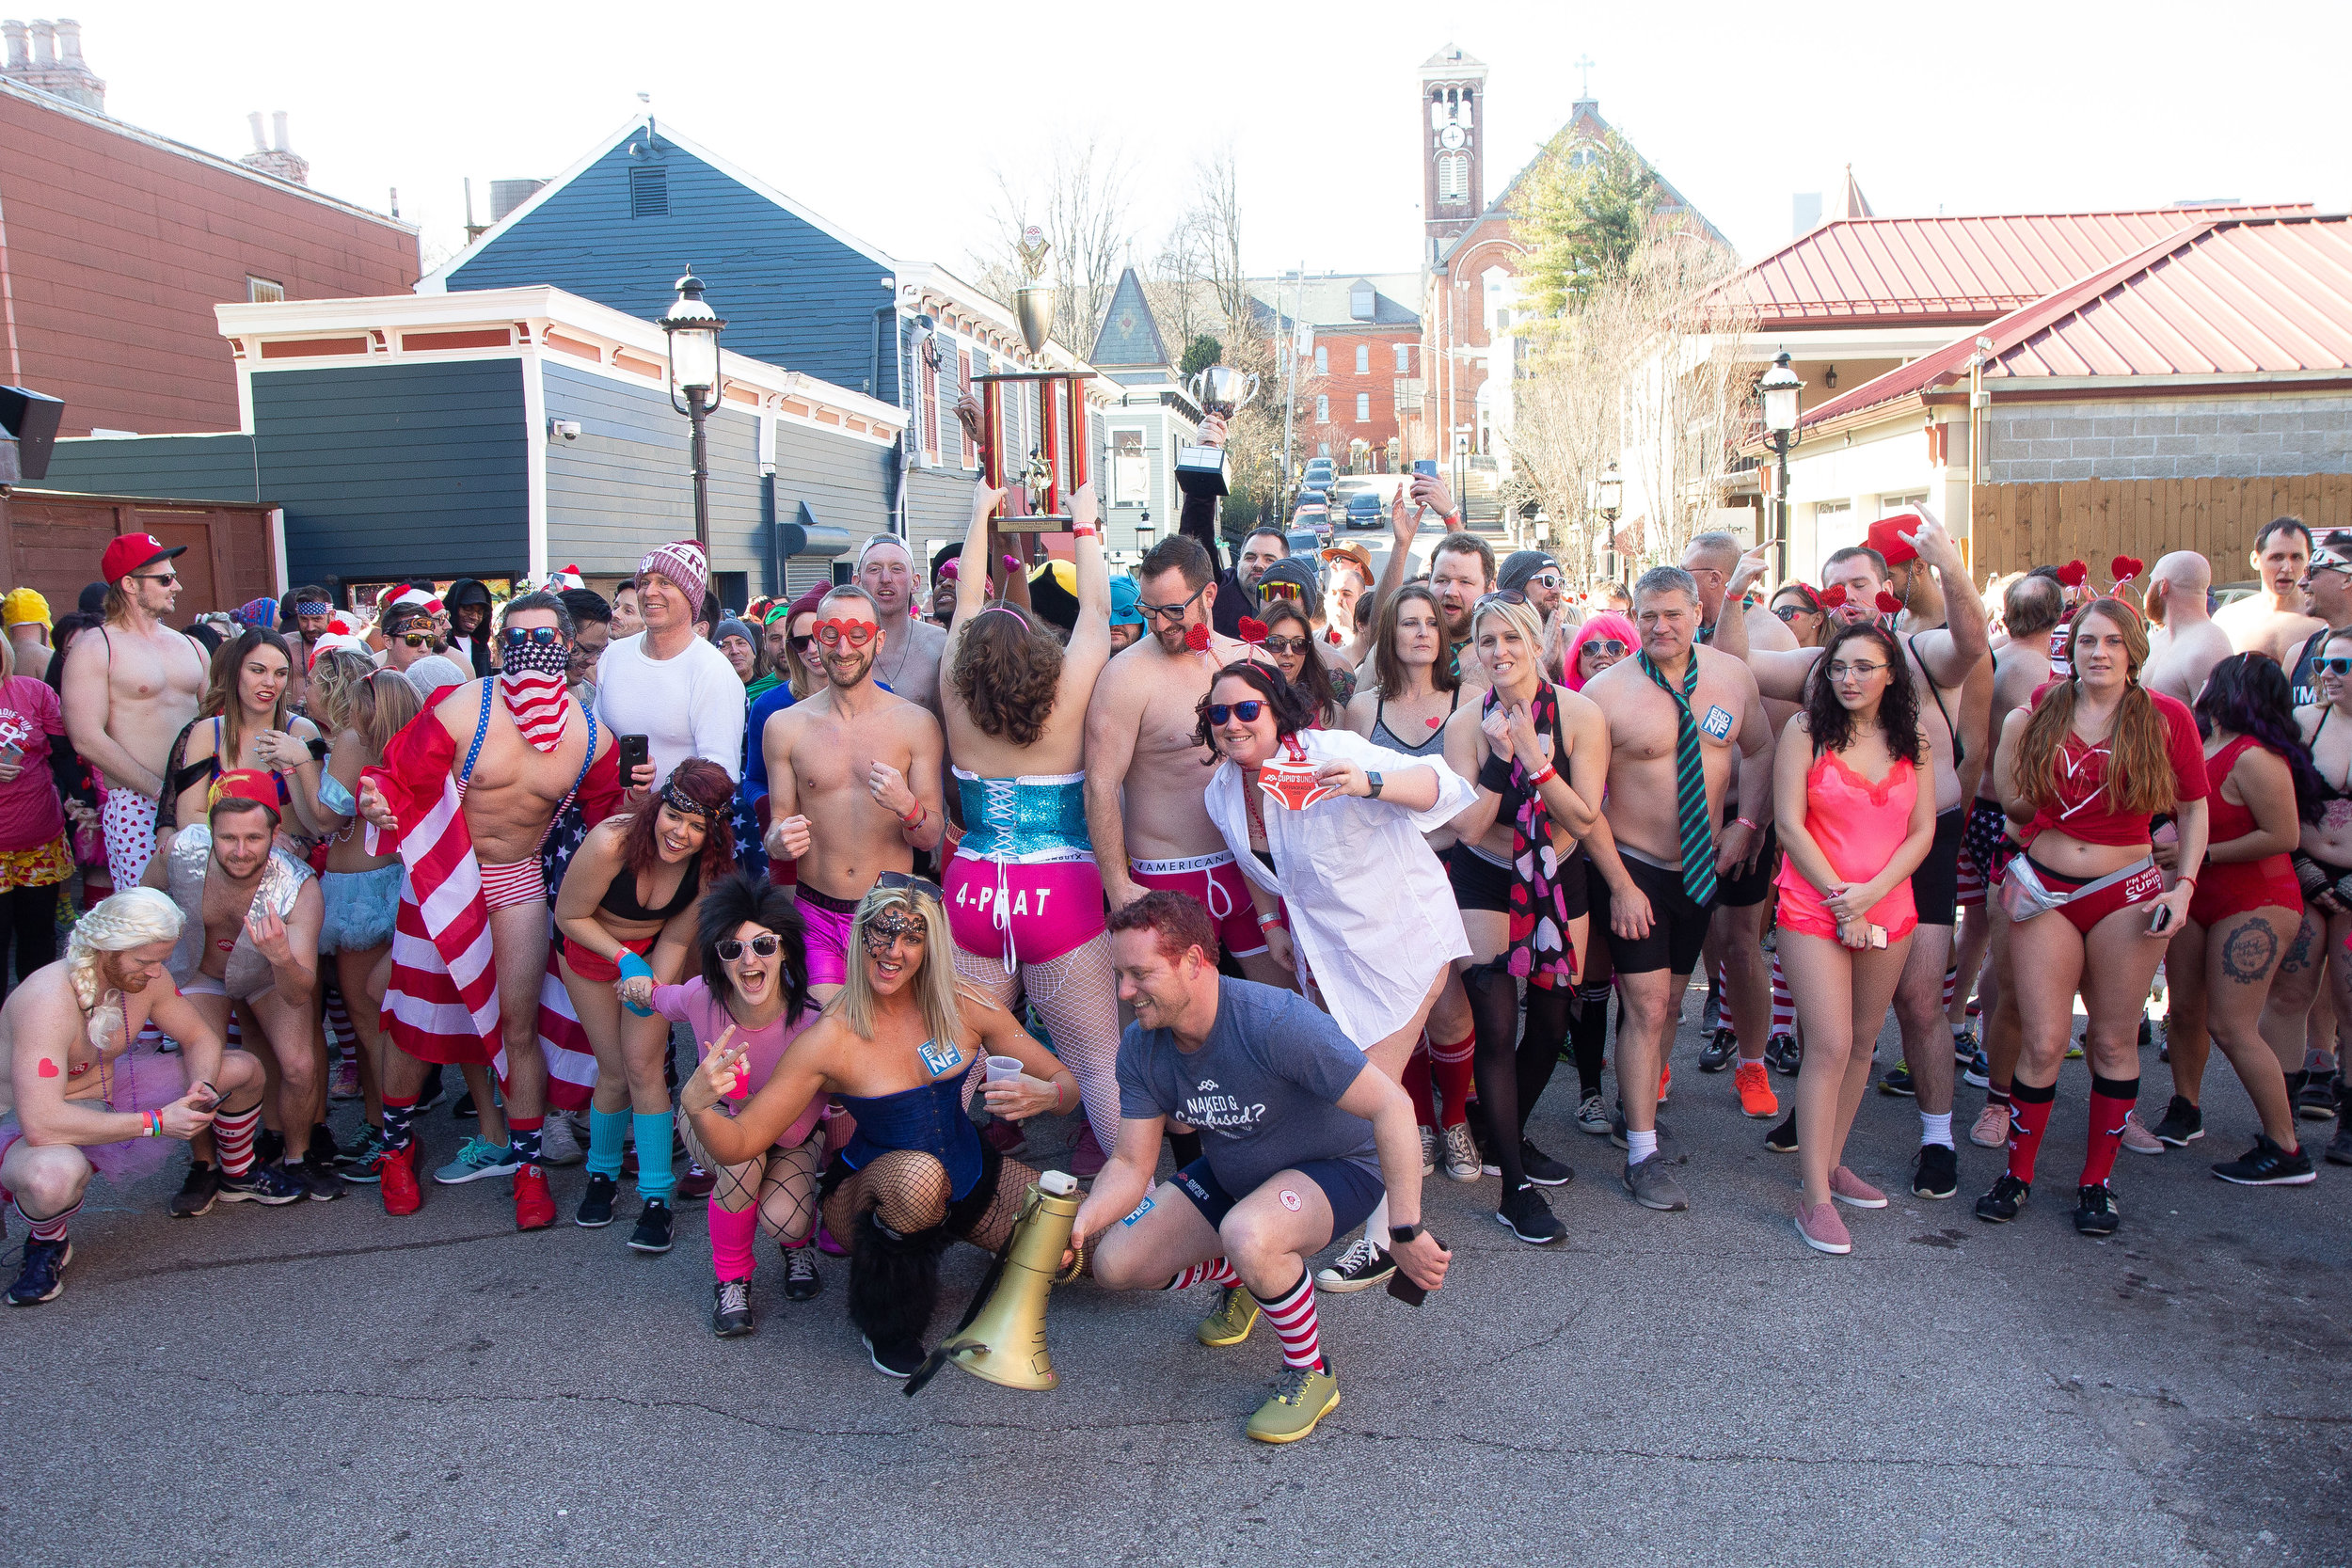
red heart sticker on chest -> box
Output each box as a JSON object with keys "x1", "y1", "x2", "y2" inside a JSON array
[
  {"x1": 38, "y1": 1057, "x2": 59, "y2": 1077},
  {"x1": 1426, "y1": 717, "x2": 1443, "y2": 729}
]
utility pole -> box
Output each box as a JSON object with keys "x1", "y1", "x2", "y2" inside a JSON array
[{"x1": 1280, "y1": 262, "x2": 1301, "y2": 523}]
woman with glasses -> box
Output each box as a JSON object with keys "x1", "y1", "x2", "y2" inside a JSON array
[
  {"x1": 1260, "y1": 599, "x2": 1349, "y2": 728},
  {"x1": 1772, "y1": 622, "x2": 1937, "y2": 1253},
  {"x1": 1978, "y1": 597, "x2": 2210, "y2": 1238},
  {"x1": 2143, "y1": 654, "x2": 2318, "y2": 1186},
  {"x1": 1199, "y1": 657, "x2": 1474, "y2": 1282},
  {"x1": 556, "y1": 758, "x2": 736, "y2": 1252},
  {"x1": 678, "y1": 878, "x2": 1077, "y2": 1377},
  {"x1": 937, "y1": 480, "x2": 1126, "y2": 1168},
  {"x1": 1437, "y1": 593, "x2": 1608, "y2": 1244},
  {"x1": 1770, "y1": 585, "x2": 1828, "y2": 649},
  {"x1": 648, "y1": 872, "x2": 824, "y2": 1335}
]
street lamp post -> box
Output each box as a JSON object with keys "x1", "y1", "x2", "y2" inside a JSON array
[
  {"x1": 1758, "y1": 349, "x2": 1803, "y2": 586},
  {"x1": 659, "y1": 266, "x2": 728, "y2": 550},
  {"x1": 1597, "y1": 461, "x2": 1623, "y2": 590}
]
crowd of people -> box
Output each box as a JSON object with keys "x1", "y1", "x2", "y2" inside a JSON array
[{"x1": 4, "y1": 437, "x2": 2348, "y2": 1443}]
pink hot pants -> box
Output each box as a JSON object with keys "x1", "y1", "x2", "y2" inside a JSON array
[
  {"x1": 799, "y1": 886, "x2": 856, "y2": 987},
  {"x1": 1129, "y1": 851, "x2": 1267, "y2": 960},
  {"x1": 946, "y1": 852, "x2": 1107, "y2": 970}
]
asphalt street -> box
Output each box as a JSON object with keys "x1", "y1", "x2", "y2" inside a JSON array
[{"x1": 4, "y1": 994, "x2": 2345, "y2": 1567}]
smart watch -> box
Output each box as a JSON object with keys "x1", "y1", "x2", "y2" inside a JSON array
[
  {"x1": 1389, "y1": 1221, "x2": 1424, "y2": 1245},
  {"x1": 1366, "y1": 770, "x2": 1384, "y2": 799}
]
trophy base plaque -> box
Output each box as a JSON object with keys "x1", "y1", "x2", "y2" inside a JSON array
[{"x1": 1174, "y1": 444, "x2": 1229, "y2": 499}]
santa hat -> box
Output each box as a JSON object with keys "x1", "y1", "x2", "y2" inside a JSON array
[
  {"x1": 423, "y1": 597, "x2": 446, "y2": 615},
  {"x1": 548, "y1": 563, "x2": 585, "y2": 592}
]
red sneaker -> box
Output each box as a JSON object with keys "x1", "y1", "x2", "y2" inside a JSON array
[
  {"x1": 513, "y1": 1164, "x2": 555, "y2": 1230},
  {"x1": 1736, "y1": 1060, "x2": 1780, "y2": 1119},
  {"x1": 379, "y1": 1143, "x2": 421, "y2": 1216}
]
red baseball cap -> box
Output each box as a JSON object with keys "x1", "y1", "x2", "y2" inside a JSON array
[
  {"x1": 100, "y1": 532, "x2": 186, "y2": 584},
  {"x1": 1865, "y1": 514, "x2": 1921, "y2": 566},
  {"x1": 206, "y1": 768, "x2": 283, "y2": 819}
]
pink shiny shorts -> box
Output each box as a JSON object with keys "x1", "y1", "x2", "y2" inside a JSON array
[
  {"x1": 800, "y1": 886, "x2": 855, "y2": 987},
  {"x1": 947, "y1": 853, "x2": 1106, "y2": 969}
]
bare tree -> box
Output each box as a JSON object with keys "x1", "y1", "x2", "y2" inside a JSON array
[{"x1": 971, "y1": 135, "x2": 1136, "y2": 356}]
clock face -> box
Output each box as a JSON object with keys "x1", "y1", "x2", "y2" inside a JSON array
[{"x1": 1439, "y1": 124, "x2": 1465, "y2": 150}]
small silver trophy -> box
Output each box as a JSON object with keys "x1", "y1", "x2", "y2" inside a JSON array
[{"x1": 1176, "y1": 364, "x2": 1261, "y2": 498}]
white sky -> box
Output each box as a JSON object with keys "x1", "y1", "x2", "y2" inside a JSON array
[{"x1": 43, "y1": 0, "x2": 2352, "y2": 289}]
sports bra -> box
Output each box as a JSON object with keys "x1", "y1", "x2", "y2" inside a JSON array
[
  {"x1": 600, "y1": 859, "x2": 700, "y2": 924},
  {"x1": 1370, "y1": 687, "x2": 1459, "y2": 757}
]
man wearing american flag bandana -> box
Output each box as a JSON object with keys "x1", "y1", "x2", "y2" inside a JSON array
[{"x1": 356, "y1": 591, "x2": 627, "y2": 1227}]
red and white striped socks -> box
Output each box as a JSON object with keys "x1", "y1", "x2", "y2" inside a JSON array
[
  {"x1": 1165, "y1": 1257, "x2": 1241, "y2": 1291},
  {"x1": 1427, "y1": 1026, "x2": 1475, "y2": 1129},
  {"x1": 16, "y1": 1197, "x2": 77, "y2": 1243},
  {"x1": 1253, "y1": 1269, "x2": 1323, "y2": 1371},
  {"x1": 1770, "y1": 950, "x2": 1795, "y2": 1037},
  {"x1": 213, "y1": 1105, "x2": 262, "y2": 1176}
]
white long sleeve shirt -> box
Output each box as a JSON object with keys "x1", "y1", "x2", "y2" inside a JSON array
[
  {"x1": 1204, "y1": 727, "x2": 1474, "y2": 1048},
  {"x1": 594, "y1": 631, "x2": 747, "y2": 784}
]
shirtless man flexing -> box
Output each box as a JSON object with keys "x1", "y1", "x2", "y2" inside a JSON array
[
  {"x1": 855, "y1": 534, "x2": 950, "y2": 719},
  {"x1": 62, "y1": 533, "x2": 209, "y2": 889},
  {"x1": 1, "y1": 889, "x2": 271, "y2": 1306},
  {"x1": 2143, "y1": 551, "x2": 2233, "y2": 705},
  {"x1": 358, "y1": 592, "x2": 623, "y2": 1226},
  {"x1": 1084, "y1": 534, "x2": 1289, "y2": 986},
  {"x1": 2217, "y1": 516, "x2": 2326, "y2": 667},
  {"x1": 1719, "y1": 511, "x2": 1991, "y2": 1201},
  {"x1": 1583, "y1": 565, "x2": 1774, "y2": 1213},
  {"x1": 762, "y1": 583, "x2": 946, "y2": 998}
]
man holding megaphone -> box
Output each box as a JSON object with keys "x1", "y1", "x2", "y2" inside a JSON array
[{"x1": 1074, "y1": 891, "x2": 1451, "y2": 1445}]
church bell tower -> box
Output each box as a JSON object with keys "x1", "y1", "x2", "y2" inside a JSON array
[{"x1": 1419, "y1": 44, "x2": 1487, "y2": 265}]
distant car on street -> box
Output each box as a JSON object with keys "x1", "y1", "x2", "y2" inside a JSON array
[
  {"x1": 1344, "y1": 492, "x2": 1384, "y2": 531},
  {"x1": 1287, "y1": 526, "x2": 1327, "y2": 561}
]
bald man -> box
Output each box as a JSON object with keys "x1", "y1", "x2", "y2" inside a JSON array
[{"x1": 2141, "y1": 551, "x2": 2233, "y2": 705}]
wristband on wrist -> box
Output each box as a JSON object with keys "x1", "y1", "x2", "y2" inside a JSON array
[
  {"x1": 145, "y1": 1110, "x2": 161, "y2": 1137},
  {"x1": 1525, "y1": 764, "x2": 1557, "y2": 788},
  {"x1": 2175, "y1": 875, "x2": 2197, "y2": 889},
  {"x1": 899, "y1": 802, "x2": 925, "y2": 829},
  {"x1": 1735, "y1": 816, "x2": 1762, "y2": 831},
  {"x1": 1257, "y1": 910, "x2": 1284, "y2": 928}
]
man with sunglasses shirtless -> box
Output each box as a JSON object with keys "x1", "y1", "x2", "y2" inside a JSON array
[{"x1": 761, "y1": 584, "x2": 946, "y2": 999}]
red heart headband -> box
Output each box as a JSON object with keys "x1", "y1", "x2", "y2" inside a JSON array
[
  {"x1": 1875, "y1": 590, "x2": 1905, "y2": 614},
  {"x1": 2110, "y1": 554, "x2": 2145, "y2": 590},
  {"x1": 2057, "y1": 561, "x2": 2089, "y2": 589},
  {"x1": 1238, "y1": 616, "x2": 1269, "y2": 646},
  {"x1": 1816, "y1": 585, "x2": 1849, "y2": 609}
]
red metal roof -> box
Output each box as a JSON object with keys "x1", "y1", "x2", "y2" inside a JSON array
[
  {"x1": 1793, "y1": 214, "x2": 2352, "y2": 433},
  {"x1": 1717, "y1": 205, "x2": 2312, "y2": 327}
]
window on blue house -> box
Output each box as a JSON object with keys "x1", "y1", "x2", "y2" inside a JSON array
[{"x1": 630, "y1": 165, "x2": 668, "y2": 218}]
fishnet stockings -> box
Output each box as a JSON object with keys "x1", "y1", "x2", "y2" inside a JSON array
[
  {"x1": 704, "y1": 1130, "x2": 823, "y2": 1247},
  {"x1": 819, "y1": 1147, "x2": 1042, "y2": 1255},
  {"x1": 951, "y1": 931, "x2": 1123, "y2": 1151}
]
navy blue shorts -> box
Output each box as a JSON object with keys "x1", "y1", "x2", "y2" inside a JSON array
[{"x1": 1171, "y1": 1154, "x2": 1383, "y2": 1240}]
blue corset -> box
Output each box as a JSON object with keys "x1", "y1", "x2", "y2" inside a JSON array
[
  {"x1": 837, "y1": 1069, "x2": 983, "y2": 1201},
  {"x1": 952, "y1": 768, "x2": 1092, "y2": 864}
]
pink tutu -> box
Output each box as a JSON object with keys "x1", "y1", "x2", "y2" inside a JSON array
[{"x1": 0, "y1": 1044, "x2": 189, "y2": 1198}]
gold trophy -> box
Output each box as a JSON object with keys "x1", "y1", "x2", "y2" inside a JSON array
[{"x1": 904, "y1": 1169, "x2": 1083, "y2": 1394}]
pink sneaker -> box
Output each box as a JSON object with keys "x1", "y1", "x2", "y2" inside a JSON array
[
  {"x1": 1970, "y1": 1101, "x2": 2010, "y2": 1148},
  {"x1": 1795, "y1": 1199, "x2": 1851, "y2": 1255},
  {"x1": 2120, "y1": 1111, "x2": 2165, "y2": 1157},
  {"x1": 1830, "y1": 1166, "x2": 1887, "y2": 1209}
]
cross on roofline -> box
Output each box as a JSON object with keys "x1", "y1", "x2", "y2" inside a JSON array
[{"x1": 1574, "y1": 55, "x2": 1596, "y2": 99}]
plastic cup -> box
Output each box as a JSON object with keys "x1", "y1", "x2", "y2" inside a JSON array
[{"x1": 985, "y1": 1055, "x2": 1024, "y2": 1085}]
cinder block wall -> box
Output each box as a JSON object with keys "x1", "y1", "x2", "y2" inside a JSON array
[{"x1": 1990, "y1": 394, "x2": 2352, "y2": 483}]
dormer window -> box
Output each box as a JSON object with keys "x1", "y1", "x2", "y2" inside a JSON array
[{"x1": 1350, "y1": 280, "x2": 1375, "y2": 321}]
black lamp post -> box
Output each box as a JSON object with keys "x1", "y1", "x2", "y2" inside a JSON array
[
  {"x1": 1758, "y1": 350, "x2": 1803, "y2": 585},
  {"x1": 659, "y1": 266, "x2": 727, "y2": 549},
  {"x1": 1596, "y1": 461, "x2": 1623, "y2": 588}
]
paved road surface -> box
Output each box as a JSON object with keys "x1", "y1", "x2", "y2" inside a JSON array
[{"x1": 5, "y1": 997, "x2": 2345, "y2": 1566}]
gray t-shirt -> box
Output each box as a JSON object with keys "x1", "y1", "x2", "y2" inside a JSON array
[{"x1": 1116, "y1": 977, "x2": 1377, "y2": 1195}]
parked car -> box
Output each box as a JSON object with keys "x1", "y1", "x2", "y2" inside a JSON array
[
  {"x1": 1287, "y1": 526, "x2": 1327, "y2": 560},
  {"x1": 1344, "y1": 492, "x2": 1384, "y2": 531},
  {"x1": 1304, "y1": 458, "x2": 1336, "y2": 485}
]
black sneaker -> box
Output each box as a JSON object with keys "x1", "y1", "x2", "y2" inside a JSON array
[
  {"x1": 2150, "y1": 1095, "x2": 2203, "y2": 1148},
  {"x1": 865, "y1": 1333, "x2": 927, "y2": 1378},
  {"x1": 256, "y1": 1128, "x2": 286, "y2": 1168},
  {"x1": 712, "y1": 1276, "x2": 754, "y2": 1338},
  {"x1": 1879, "y1": 1063, "x2": 1916, "y2": 1098},
  {"x1": 2137, "y1": 1018, "x2": 2153, "y2": 1050},
  {"x1": 1518, "y1": 1139, "x2": 1575, "y2": 1187},
  {"x1": 2072, "y1": 1182, "x2": 2121, "y2": 1236},
  {"x1": 1766, "y1": 1033, "x2": 1801, "y2": 1077},
  {"x1": 1314, "y1": 1239, "x2": 1395, "y2": 1292},
  {"x1": 1913, "y1": 1142, "x2": 1960, "y2": 1199},
  {"x1": 300, "y1": 1145, "x2": 346, "y2": 1200},
  {"x1": 217, "y1": 1163, "x2": 305, "y2": 1205},
  {"x1": 1975, "y1": 1173, "x2": 2030, "y2": 1223},
  {"x1": 453, "y1": 1088, "x2": 478, "y2": 1120},
  {"x1": 1764, "y1": 1112, "x2": 1798, "y2": 1154},
  {"x1": 1962, "y1": 1044, "x2": 1992, "y2": 1088},
  {"x1": 1497, "y1": 1181, "x2": 1567, "y2": 1244},
  {"x1": 783, "y1": 1245, "x2": 822, "y2": 1301},
  {"x1": 1952, "y1": 1025, "x2": 1979, "y2": 1067},
  {"x1": 2211, "y1": 1135, "x2": 2317, "y2": 1186},
  {"x1": 5, "y1": 1237, "x2": 69, "y2": 1306},
  {"x1": 414, "y1": 1066, "x2": 447, "y2": 1114},
  {"x1": 1698, "y1": 1027, "x2": 1739, "y2": 1072},
  {"x1": 2297, "y1": 1072, "x2": 2340, "y2": 1121},
  {"x1": 168, "y1": 1161, "x2": 220, "y2": 1218},
  {"x1": 628, "y1": 1199, "x2": 675, "y2": 1254},
  {"x1": 575, "y1": 1172, "x2": 619, "y2": 1228}
]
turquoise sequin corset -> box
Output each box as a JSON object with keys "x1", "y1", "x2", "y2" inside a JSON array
[{"x1": 952, "y1": 768, "x2": 1093, "y2": 864}]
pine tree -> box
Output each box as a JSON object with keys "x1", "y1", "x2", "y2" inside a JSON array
[{"x1": 1518, "y1": 129, "x2": 1659, "y2": 316}]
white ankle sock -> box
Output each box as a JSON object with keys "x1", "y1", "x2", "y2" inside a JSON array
[
  {"x1": 1627, "y1": 1128, "x2": 1659, "y2": 1164},
  {"x1": 1920, "y1": 1111, "x2": 1954, "y2": 1148}
]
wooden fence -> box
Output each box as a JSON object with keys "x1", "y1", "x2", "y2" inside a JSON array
[{"x1": 1969, "y1": 476, "x2": 2352, "y2": 583}]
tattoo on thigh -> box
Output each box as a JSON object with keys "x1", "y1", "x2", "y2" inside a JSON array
[
  {"x1": 2280, "y1": 917, "x2": 2317, "y2": 974},
  {"x1": 2221, "y1": 923, "x2": 2281, "y2": 986}
]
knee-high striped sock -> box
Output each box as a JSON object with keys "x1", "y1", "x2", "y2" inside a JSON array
[
  {"x1": 324, "y1": 987, "x2": 355, "y2": 1061},
  {"x1": 1942, "y1": 959, "x2": 1960, "y2": 1013},
  {"x1": 1253, "y1": 1268, "x2": 1323, "y2": 1371},
  {"x1": 16, "y1": 1197, "x2": 78, "y2": 1243},
  {"x1": 214, "y1": 1105, "x2": 262, "y2": 1176},
  {"x1": 1166, "y1": 1257, "x2": 1241, "y2": 1291},
  {"x1": 1427, "y1": 1025, "x2": 1475, "y2": 1128},
  {"x1": 1770, "y1": 950, "x2": 1795, "y2": 1037}
]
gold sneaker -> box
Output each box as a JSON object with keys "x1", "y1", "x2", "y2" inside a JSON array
[
  {"x1": 1197, "y1": 1284, "x2": 1259, "y2": 1347},
  {"x1": 1246, "y1": 1359, "x2": 1340, "y2": 1444}
]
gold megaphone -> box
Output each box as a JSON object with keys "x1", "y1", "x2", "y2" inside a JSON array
[{"x1": 904, "y1": 1170, "x2": 1081, "y2": 1395}]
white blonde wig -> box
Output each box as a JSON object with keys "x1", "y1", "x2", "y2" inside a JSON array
[{"x1": 66, "y1": 888, "x2": 185, "y2": 1008}]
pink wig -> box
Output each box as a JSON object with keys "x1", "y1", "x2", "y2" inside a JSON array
[{"x1": 1565, "y1": 611, "x2": 1641, "y2": 691}]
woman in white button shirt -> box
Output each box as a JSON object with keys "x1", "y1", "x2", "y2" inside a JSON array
[{"x1": 1198, "y1": 657, "x2": 1475, "y2": 1281}]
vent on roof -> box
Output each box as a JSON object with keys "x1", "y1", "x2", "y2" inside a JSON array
[{"x1": 629, "y1": 165, "x2": 669, "y2": 219}]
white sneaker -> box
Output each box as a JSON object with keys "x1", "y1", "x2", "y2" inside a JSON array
[
  {"x1": 538, "y1": 1110, "x2": 585, "y2": 1166},
  {"x1": 1440, "y1": 1121, "x2": 1482, "y2": 1183},
  {"x1": 1418, "y1": 1124, "x2": 1438, "y2": 1178}
]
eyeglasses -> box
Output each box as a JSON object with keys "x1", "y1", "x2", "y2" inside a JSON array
[
  {"x1": 2319, "y1": 657, "x2": 2352, "y2": 675},
  {"x1": 1773, "y1": 605, "x2": 1817, "y2": 623},
  {"x1": 1262, "y1": 635, "x2": 1311, "y2": 656},
  {"x1": 1473, "y1": 589, "x2": 1529, "y2": 614},
  {"x1": 788, "y1": 633, "x2": 817, "y2": 652},
  {"x1": 1259, "y1": 580, "x2": 1302, "y2": 603},
  {"x1": 1827, "y1": 660, "x2": 1887, "y2": 680},
  {"x1": 502, "y1": 626, "x2": 564, "y2": 648},
  {"x1": 133, "y1": 572, "x2": 179, "y2": 585},
  {"x1": 875, "y1": 870, "x2": 944, "y2": 902},
  {"x1": 715, "y1": 934, "x2": 782, "y2": 960},
  {"x1": 1207, "y1": 700, "x2": 1265, "y2": 725},
  {"x1": 1581, "y1": 639, "x2": 1629, "y2": 657},
  {"x1": 1523, "y1": 572, "x2": 1562, "y2": 591},
  {"x1": 1138, "y1": 582, "x2": 1209, "y2": 623},
  {"x1": 815, "y1": 619, "x2": 877, "y2": 647},
  {"x1": 398, "y1": 632, "x2": 432, "y2": 648}
]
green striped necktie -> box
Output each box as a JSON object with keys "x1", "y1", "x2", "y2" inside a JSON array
[{"x1": 1638, "y1": 650, "x2": 1717, "y2": 905}]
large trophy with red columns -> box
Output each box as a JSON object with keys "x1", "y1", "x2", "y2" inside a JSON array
[{"x1": 974, "y1": 229, "x2": 1093, "y2": 538}]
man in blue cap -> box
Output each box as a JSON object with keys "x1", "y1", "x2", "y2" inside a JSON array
[{"x1": 1109, "y1": 575, "x2": 1145, "y2": 653}]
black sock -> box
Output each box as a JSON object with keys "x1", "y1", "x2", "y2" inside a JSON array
[
  {"x1": 1461, "y1": 963, "x2": 1528, "y2": 1192},
  {"x1": 1572, "y1": 983, "x2": 1612, "y2": 1099},
  {"x1": 1518, "y1": 983, "x2": 1570, "y2": 1135}
]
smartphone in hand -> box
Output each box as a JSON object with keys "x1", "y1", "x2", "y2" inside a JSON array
[
  {"x1": 1386, "y1": 1233, "x2": 1441, "y2": 1307},
  {"x1": 617, "y1": 734, "x2": 650, "y2": 784}
]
